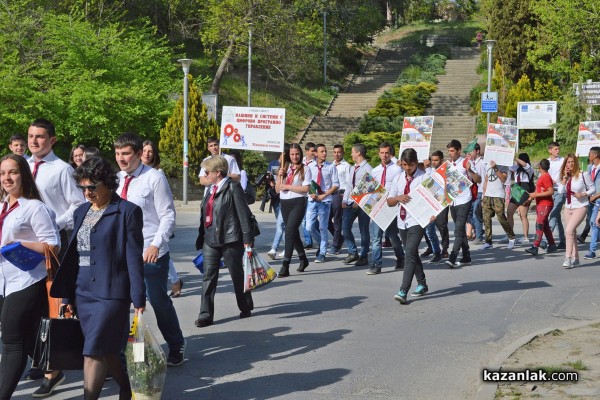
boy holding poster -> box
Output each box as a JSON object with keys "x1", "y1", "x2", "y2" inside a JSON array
[{"x1": 387, "y1": 149, "x2": 428, "y2": 304}]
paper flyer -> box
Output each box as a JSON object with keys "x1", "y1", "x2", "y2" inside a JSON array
[
  {"x1": 350, "y1": 172, "x2": 398, "y2": 231},
  {"x1": 483, "y1": 123, "x2": 518, "y2": 167},
  {"x1": 399, "y1": 116, "x2": 434, "y2": 162},
  {"x1": 403, "y1": 162, "x2": 472, "y2": 228},
  {"x1": 576, "y1": 121, "x2": 600, "y2": 156}
]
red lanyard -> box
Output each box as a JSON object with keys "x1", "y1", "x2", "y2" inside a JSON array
[{"x1": 0, "y1": 201, "x2": 20, "y2": 240}]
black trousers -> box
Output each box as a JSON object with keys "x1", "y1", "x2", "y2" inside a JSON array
[
  {"x1": 327, "y1": 192, "x2": 344, "y2": 249},
  {"x1": 0, "y1": 279, "x2": 47, "y2": 400},
  {"x1": 199, "y1": 241, "x2": 253, "y2": 323},
  {"x1": 399, "y1": 225, "x2": 426, "y2": 292},
  {"x1": 280, "y1": 197, "x2": 308, "y2": 263},
  {"x1": 435, "y1": 207, "x2": 450, "y2": 252},
  {"x1": 450, "y1": 201, "x2": 472, "y2": 258}
]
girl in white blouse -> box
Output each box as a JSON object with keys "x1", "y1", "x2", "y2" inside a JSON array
[
  {"x1": 0, "y1": 154, "x2": 59, "y2": 399},
  {"x1": 558, "y1": 154, "x2": 595, "y2": 268},
  {"x1": 276, "y1": 144, "x2": 311, "y2": 277}
]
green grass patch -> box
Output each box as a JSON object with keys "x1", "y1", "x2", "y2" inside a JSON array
[
  {"x1": 382, "y1": 21, "x2": 483, "y2": 47},
  {"x1": 562, "y1": 360, "x2": 587, "y2": 371}
]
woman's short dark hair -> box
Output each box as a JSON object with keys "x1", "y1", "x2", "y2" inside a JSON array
[
  {"x1": 0, "y1": 154, "x2": 42, "y2": 201},
  {"x1": 73, "y1": 157, "x2": 119, "y2": 191},
  {"x1": 69, "y1": 144, "x2": 86, "y2": 168},
  {"x1": 84, "y1": 146, "x2": 100, "y2": 159}
]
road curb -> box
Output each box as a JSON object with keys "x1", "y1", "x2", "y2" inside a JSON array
[{"x1": 474, "y1": 318, "x2": 600, "y2": 400}]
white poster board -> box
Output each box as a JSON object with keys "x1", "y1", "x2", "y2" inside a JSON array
[
  {"x1": 399, "y1": 116, "x2": 434, "y2": 162},
  {"x1": 350, "y1": 172, "x2": 398, "y2": 231},
  {"x1": 483, "y1": 123, "x2": 518, "y2": 167},
  {"x1": 517, "y1": 101, "x2": 557, "y2": 129},
  {"x1": 220, "y1": 106, "x2": 285, "y2": 152},
  {"x1": 576, "y1": 121, "x2": 600, "y2": 156}
]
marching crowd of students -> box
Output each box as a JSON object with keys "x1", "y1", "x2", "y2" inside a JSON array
[
  {"x1": 2, "y1": 119, "x2": 598, "y2": 399},
  {"x1": 265, "y1": 140, "x2": 600, "y2": 304}
]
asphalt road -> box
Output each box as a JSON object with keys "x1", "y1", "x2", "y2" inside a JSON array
[{"x1": 13, "y1": 202, "x2": 600, "y2": 399}]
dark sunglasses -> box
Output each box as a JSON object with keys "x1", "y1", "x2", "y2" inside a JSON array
[{"x1": 76, "y1": 182, "x2": 102, "y2": 192}]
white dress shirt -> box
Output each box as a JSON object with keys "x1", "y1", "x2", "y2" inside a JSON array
[
  {"x1": 117, "y1": 162, "x2": 176, "y2": 257},
  {"x1": 28, "y1": 151, "x2": 85, "y2": 230},
  {"x1": 0, "y1": 198, "x2": 60, "y2": 296},
  {"x1": 471, "y1": 157, "x2": 487, "y2": 193},
  {"x1": 548, "y1": 156, "x2": 564, "y2": 188},
  {"x1": 558, "y1": 172, "x2": 595, "y2": 209},
  {"x1": 388, "y1": 168, "x2": 427, "y2": 229},
  {"x1": 334, "y1": 159, "x2": 350, "y2": 193},
  {"x1": 371, "y1": 161, "x2": 402, "y2": 190},
  {"x1": 280, "y1": 165, "x2": 311, "y2": 200},
  {"x1": 307, "y1": 162, "x2": 339, "y2": 202},
  {"x1": 343, "y1": 160, "x2": 373, "y2": 205}
]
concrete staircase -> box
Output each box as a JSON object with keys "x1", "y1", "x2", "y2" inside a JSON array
[
  {"x1": 428, "y1": 47, "x2": 482, "y2": 153},
  {"x1": 299, "y1": 45, "x2": 415, "y2": 149}
]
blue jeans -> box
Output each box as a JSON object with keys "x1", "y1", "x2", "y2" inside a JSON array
[
  {"x1": 342, "y1": 205, "x2": 370, "y2": 258},
  {"x1": 306, "y1": 200, "x2": 331, "y2": 255},
  {"x1": 425, "y1": 221, "x2": 440, "y2": 254},
  {"x1": 301, "y1": 202, "x2": 312, "y2": 246},
  {"x1": 549, "y1": 192, "x2": 565, "y2": 243},
  {"x1": 370, "y1": 218, "x2": 404, "y2": 266},
  {"x1": 144, "y1": 252, "x2": 184, "y2": 351},
  {"x1": 270, "y1": 203, "x2": 285, "y2": 251},
  {"x1": 590, "y1": 205, "x2": 600, "y2": 254},
  {"x1": 469, "y1": 192, "x2": 484, "y2": 240}
]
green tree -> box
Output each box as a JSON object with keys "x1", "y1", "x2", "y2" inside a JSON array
[
  {"x1": 527, "y1": 0, "x2": 600, "y2": 86},
  {"x1": 159, "y1": 74, "x2": 220, "y2": 179},
  {"x1": 0, "y1": 4, "x2": 177, "y2": 153}
]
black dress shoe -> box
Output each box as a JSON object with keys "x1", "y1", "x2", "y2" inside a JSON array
[
  {"x1": 354, "y1": 257, "x2": 368, "y2": 267},
  {"x1": 239, "y1": 311, "x2": 252, "y2": 319},
  {"x1": 303, "y1": 244, "x2": 313, "y2": 249},
  {"x1": 195, "y1": 318, "x2": 213, "y2": 328}
]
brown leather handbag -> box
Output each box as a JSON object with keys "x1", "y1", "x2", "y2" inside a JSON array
[{"x1": 43, "y1": 244, "x2": 62, "y2": 319}]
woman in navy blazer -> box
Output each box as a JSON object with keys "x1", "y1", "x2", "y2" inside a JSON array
[{"x1": 51, "y1": 157, "x2": 145, "y2": 400}]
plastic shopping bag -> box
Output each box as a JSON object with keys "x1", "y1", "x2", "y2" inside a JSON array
[
  {"x1": 125, "y1": 313, "x2": 167, "y2": 400},
  {"x1": 243, "y1": 245, "x2": 277, "y2": 292}
]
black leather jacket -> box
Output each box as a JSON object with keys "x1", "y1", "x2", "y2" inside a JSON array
[{"x1": 196, "y1": 179, "x2": 254, "y2": 250}]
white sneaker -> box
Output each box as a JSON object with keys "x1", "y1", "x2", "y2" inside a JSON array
[
  {"x1": 482, "y1": 242, "x2": 493, "y2": 249},
  {"x1": 278, "y1": 250, "x2": 285, "y2": 258},
  {"x1": 267, "y1": 249, "x2": 277, "y2": 260},
  {"x1": 562, "y1": 258, "x2": 572, "y2": 268},
  {"x1": 507, "y1": 239, "x2": 515, "y2": 249},
  {"x1": 521, "y1": 238, "x2": 530, "y2": 245},
  {"x1": 571, "y1": 258, "x2": 580, "y2": 267}
]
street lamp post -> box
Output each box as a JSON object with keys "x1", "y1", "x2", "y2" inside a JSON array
[
  {"x1": 248, "y1": 23, "x2": 252, "y2": 107},
  {"x1": 178, "y1": 58, "x2": 192, "y2": 205},
  {"x1": 323, "y1": 11, "x2": 327, "y2": 85},
  {"x1": 485, "y1": 40, "x2": 496, "y2": 127}
]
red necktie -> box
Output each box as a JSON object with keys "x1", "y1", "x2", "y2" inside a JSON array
[
  {"x1": 592, "y1": 168, "x2": 596, "y2": 181},
  {"x1": 32, "y1": 160, "x2": 45, "y2": 179},
  {"x1": 352, "y1": 165, "x2": 360, "y2": 186},
  {"x1": 381, "y1": 164, "x2": 387, "y2": 186},
  {"x1": 286, "y1": 166, "x2": 296, "y2": 185},
  {"x1": 566, "y1": 178, "x2": 572, "y2": 205},
  {"x1": 517, "y1": 172, "x2": 521, "y2": 183},
  {"x1": 204, "y1": 186, "x2": 217, "y2": 227},
  {"x1": 120, "y1": 175, "x2": 134, "y2": 200},
  {"x1": 0, "y1": 201, "x2": 19, "y2": 240},
  {"x1": 400, "y1": 175, "x2": 413, "y2": 220},
  {"x1": 317, "y1": 165, "x2": 323, "y2": 186}
]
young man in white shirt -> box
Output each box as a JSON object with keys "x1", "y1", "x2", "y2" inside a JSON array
[
  {"x1": 422, "y1": 150, "x2": 449, "y2": 263},
  {"x1": 387, "y1": 148, "x2": 428, "y2": 304},
  {"x1": 468, "y1": 143, "x2": 486, "y2": 244},
  {"x1": 445, "y1": 139, "x2": 481, "y2": 268},
  {"x1": 547, "y1": 141, "x2": 566, "y2": 249},
  {"x1": 27, "y1": 118, "x2": 85, "y2": 395},
  {"x1": 306, "y1": 144, "x2": 339, "y2": 264},
  {"x1": 328, "y1": 144, "x2": 349, "y2": 254},
  {"x1": 342, "y1": 143, "x2": 373, "y2": 266},
  {"x1": 367, "y1": 142, "x2": 405, "y2": 274},
  {"x1": 301, "y1": 142, "x2": 316, "y2": 249},
  {"x1": 481, "y1": 160, "x2": 516, "y2": 249},
  {"x1": 198, "y1": 136, "x2": 240, "y2": 189},
  {"x1": 114, "y1": 133, "x2": 186, "y2": 367},
  {"x1": 583, "y1": 147, "x2": 600, "y2": 258}
]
